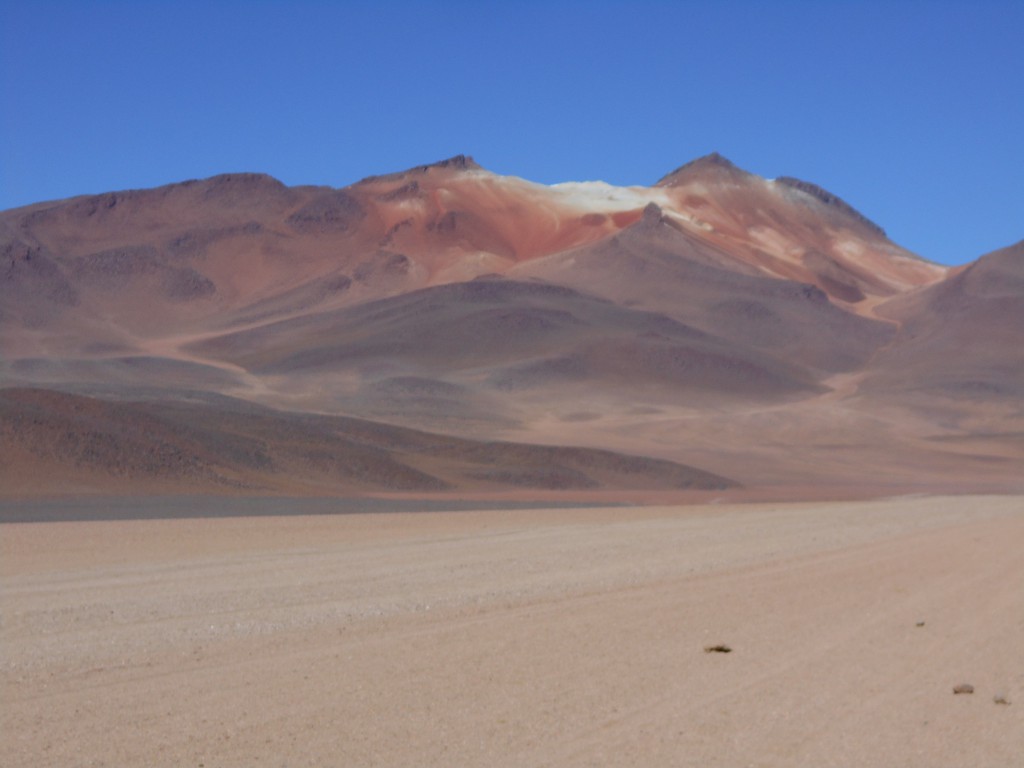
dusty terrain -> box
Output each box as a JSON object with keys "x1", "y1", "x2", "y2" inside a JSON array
[
  {"x1": 3, "y1": 495, "x2": 1022, "y2": 766},
  {"x1": 2, "y1": 154, "x2": 1021, "y2": 763}
]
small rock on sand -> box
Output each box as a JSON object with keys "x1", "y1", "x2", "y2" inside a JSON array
[
  {"x1": 953, "y1": 683, "x2": 974, "y2": 695},
  {"x1": 704, "y1": 644, "x2": 732, "y2": 654}
]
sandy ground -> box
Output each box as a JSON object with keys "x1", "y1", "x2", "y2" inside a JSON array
[{"x1": 2, "y1": 495, "x2": 1022, "y2": 767}]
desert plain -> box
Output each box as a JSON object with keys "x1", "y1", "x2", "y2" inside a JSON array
[
  {"x1": 2, "y1": 493, "x2": 1022, "y2": 767},
  {"x1": 3, "y1": 154, "x2": 1023, "y2": 766}
]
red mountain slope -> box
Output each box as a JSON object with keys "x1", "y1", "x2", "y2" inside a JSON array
[{"x1": 1, "y1": 155, "x2": 1019, "y2": 498}]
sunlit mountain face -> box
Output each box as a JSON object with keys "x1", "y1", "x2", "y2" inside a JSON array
[{"x1": 2, "y1": 155, "x2": 1020, "y2": 498}]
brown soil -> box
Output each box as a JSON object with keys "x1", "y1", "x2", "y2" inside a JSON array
[{"x1": 3, "y1": 495, "x2": 1021, "y2": 767}]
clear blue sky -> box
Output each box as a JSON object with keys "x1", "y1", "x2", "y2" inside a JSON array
[{"x1": 2, "y1": 0, "x2": 1021, "y2": 265}]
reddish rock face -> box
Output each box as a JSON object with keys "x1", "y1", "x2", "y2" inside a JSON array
[
  {"x1": 1, "y1": 155, "x2": 1019, "y2": 498},
  {"x1": 0, "y1": 152, "x2": 946, "y2": 340}
]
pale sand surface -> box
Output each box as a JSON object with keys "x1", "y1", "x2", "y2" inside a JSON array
[{"x1": 2, "y1": 496, "x2": 1022, "y2": 767}]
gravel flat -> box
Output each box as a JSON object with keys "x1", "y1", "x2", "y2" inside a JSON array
[{"x1": 2, "y1": 495, "x2": 1021, "y2": 766}]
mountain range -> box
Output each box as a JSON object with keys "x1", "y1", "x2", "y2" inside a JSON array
[{"x1": 2, "y1": 154, "x2": 1021, "y2": 499}]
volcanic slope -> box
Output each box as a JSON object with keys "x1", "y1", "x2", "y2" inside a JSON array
[
  {"x1": 507, "y1": 202, "x2": 897, "y2": 376},
  {"x1": 2, "y1": 154, "x2": 1021, "y2": 497},
  {"x1": 868, "y1": 240, "x2": 1024, "y2": 401},
  {"x1": 0, "y1": 388, "x2": 736, "y2": 497},
  {"x1": 0, "y1": 153, "x2": 942, "y2": 355}
]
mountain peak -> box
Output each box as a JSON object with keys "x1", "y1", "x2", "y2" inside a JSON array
[
  {"x1": 425, "y1": 154, "x2": 482, "y2": 172},
  {"x1": 358, "y1": 155, "x2": 485, "y2": 186},
  {"x1": 654, "y1": 152, "x2": 746, "y2": 187}
]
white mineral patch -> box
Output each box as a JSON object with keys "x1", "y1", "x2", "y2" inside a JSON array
[
  {"x1": 835, "y1": 238, "x2": 866, "y2": 258},
  {"x1": 547, "y1": 181, "x2": 671, "y2": 212},
  {"x1": 748, "y1": 226, "x2": 799, "y2": 259},
  {"x1": 663, "y1": 208, "x2": 714, "y2": 232}
]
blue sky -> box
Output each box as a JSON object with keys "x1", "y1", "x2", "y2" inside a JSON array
[{"x1": 1, "y1": 0, "x2": 1021, "y2": 265}]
